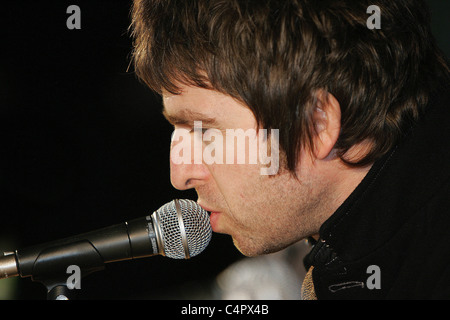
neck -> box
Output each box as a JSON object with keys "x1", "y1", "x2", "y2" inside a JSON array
[{"x1": 310, "y1": 155, "x2": 373, "y2": 238}]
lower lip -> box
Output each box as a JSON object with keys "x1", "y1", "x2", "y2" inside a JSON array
[{"x1": 209, "y1": 212, "x2": 221, "y2": 232}]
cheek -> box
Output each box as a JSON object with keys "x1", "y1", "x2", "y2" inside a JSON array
[
  {"x1": 208, "y1": 162, "x2": 259, "y2": 192},
  {"x1": 208, "y1": 163, "x2": 269, "y2": 218},
  {"x1": 205, "y1": 163, "x2": 256, "y2": 212}
]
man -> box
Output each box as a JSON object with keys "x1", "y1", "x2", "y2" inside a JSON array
[{"x1": 130, "y1": 0, "x2": 450, "y2": 299}]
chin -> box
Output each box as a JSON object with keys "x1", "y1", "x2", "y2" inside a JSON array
[{"x1": 232, "y1": 237, "x2": 286, "y2": 257}]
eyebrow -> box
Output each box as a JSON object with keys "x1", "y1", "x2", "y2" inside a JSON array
[{"x1": 162, "y1": 108, "x2": 222, "y2": 128}]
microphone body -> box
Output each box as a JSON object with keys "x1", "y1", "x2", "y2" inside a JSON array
[
  {"x1": 0, "y1": 199, "x2": 211, "y2": 284},
  {"x1": 0, "y1": 215, "x2": 160, "y2": 282}
]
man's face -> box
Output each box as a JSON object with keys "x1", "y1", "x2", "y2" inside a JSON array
[{"x1": 163, "y1": 85, "x2": 331, "y2": 256}]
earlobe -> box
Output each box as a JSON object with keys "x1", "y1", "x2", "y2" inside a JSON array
[{"x1": 312, "y1": 91, "x2": 341, "y2": 160}]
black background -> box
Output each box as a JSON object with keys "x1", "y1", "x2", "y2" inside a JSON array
[
  {"x1": 0, "y1": 0, "x2": 243, "y2": 300},
  {"x1": 0, "y1": 0, "x2": 448, "y2": 300}
]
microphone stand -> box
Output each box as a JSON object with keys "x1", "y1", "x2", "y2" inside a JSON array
[
  {"x1": 47, "y1": 284, "x2": 73, "y2": 300},
  {"x1": 25, "y1": 240, "x2": 106, "y2": 300}
]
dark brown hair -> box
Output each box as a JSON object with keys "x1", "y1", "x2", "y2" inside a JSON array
[{"x1": 130, "y1": 0, "x2": 449, "y2": 172}]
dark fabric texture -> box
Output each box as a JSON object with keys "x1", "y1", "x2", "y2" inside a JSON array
[{"x1": 304, "y1": 83, "x2": 450, "y2": 299}]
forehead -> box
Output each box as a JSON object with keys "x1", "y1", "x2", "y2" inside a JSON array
[
  {"x1": 162, "y1": 85, "x2": 256, "y2": 129},
  {"x1": 162, "y1": 85, "x2": 229, "y2": 114},
  {"x1": 162, "y1": 86, "x2": 223, "y2": 121}
]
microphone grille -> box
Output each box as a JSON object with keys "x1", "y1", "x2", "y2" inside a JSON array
[{"x1": 155, "y1": 199, "x2": 212, "y2": 259}]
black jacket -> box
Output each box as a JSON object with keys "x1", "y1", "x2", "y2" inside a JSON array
[{"x1": 304, "y1": 84, "x2": 450, "y2": 299}]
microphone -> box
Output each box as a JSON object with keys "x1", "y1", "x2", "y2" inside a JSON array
[{"x1": 0, "y1": 199, "x2": 212, "y2": 283}]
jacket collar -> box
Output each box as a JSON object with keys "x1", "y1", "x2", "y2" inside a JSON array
[{"x1": 309, "y1": 85, "x2": 450, "y2": 266}]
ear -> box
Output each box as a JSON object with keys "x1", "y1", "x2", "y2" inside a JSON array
[{"x1": 311, "y1": 90, "x2": 341, "y2": 160}]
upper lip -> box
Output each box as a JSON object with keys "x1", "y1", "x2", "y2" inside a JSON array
[{"x1": 197, "y1": 201, "x2": 217, "y2": 213}]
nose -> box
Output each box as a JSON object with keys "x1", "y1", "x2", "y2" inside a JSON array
[
  {"x1": 169, "y1": 131, "x2": 209, "y2": 190},
  {"x1": 170, "y1": 160, "x2": 210, "y2": 190}
]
